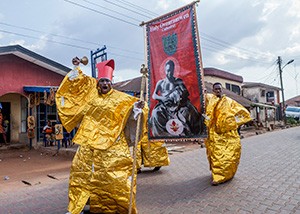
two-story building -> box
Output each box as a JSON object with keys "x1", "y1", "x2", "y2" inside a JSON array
[
  {"x1": 242, "y1": 82, "x2": 281, "y2": 127},
  {"x1": 203, "y1": 67, "x2": 243, "y2": 95},
  {"x1": 242, "y1": 82, "x2": 281, "y2": 104}
]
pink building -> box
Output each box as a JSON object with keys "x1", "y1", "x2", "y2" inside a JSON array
[{"x1": 0, "y1": 45, "x2": 70, "y2": 147}]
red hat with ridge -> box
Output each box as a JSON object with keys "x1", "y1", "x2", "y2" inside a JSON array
[{"x1": 96, "y1": 59, "x2": 115, "y2": 81}]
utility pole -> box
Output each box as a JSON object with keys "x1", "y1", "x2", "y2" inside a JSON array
[
  {"x1": 294, "y1": 64, "x2": 298, "y2": 95},
  {"x1": 277, "y1": 56, "x2": 294, "y2": 125},
  {"x1": 278, "y1": 56, "x2": 285, "y2": 124}
]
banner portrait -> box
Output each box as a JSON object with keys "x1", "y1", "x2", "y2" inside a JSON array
[{"x1": 145, "y1": 3, "x2": 205, "y2": 140}]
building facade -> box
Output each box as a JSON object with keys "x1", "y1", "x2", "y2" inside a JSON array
[
  {"x1": 242, "y1": 82, "x2": 281, "y2": 126},
  {"x1": 0, "y1": 45, "x2": 70, "y2": 147},
  {"x1": 203, "y1": 67, "x2": 243, "y2": 95}
]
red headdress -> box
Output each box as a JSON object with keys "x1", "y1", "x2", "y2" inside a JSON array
[{"x1": 96, "y1": 59, "x2": 115, "y2": 81}]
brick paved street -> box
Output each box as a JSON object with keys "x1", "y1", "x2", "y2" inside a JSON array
[{"x1": 0, "y1": 126, "x2": 300, "y2": 214}]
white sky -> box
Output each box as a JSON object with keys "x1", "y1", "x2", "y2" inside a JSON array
[{"x1": 0, "y1": 0, "x2": 299, "y2": 100}]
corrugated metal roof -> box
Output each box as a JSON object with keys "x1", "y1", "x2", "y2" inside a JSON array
[
  {"x1": 286, "y1": 95, "x2": 300, "y2": 107},
  {"x1": 0, "y1": 45, "x2": 70, "y2": 75},
  {"x1": 204, "y1": 67, "x2": 243, "y2": 83},
  {"x1": 242, "y1": 82, "x2": 281, "y2": 90}
]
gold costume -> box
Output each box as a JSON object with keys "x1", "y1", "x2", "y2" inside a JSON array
[
  {"x1": 205, "y1": 93, "x2": 252, "y2": 184},
  {"x1": 137, "y1": 107, "x2": 170, "y2": 169},
  {"x1": 56, "y1": 68, "x2": 142, "y2": 214}
]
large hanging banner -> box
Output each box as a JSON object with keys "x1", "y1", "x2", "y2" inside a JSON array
[{"x1": 145, "y1": 3, "x2": 205, "y2": 140}]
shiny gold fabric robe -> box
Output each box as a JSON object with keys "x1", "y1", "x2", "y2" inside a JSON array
[
  {"x1": 138, "y1": 140, "x2": 170, "y2": 168},
  {"x1": 204, "y1": 93, "x2": 252, "y2": 184},
  {"x1": 137, "y1": 105, "x2": 170, "y2": 168},
  {"x1": 55, "y1": 68, "x2": 140, "y2": 214}
]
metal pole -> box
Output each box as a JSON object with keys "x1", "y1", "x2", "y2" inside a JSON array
[
  {"x1": 278, "y1": 57, "x2": 294, "y2": 125},
  {"x1": 278, "y1": 56, "x2": 286, "y2": 125}
]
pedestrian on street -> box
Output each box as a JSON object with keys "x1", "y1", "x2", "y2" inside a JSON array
[
  {"x1": 204, "y1": 82, "x2": 252, "y2": 186},
  {"x1": 56, "y1": 57, "x2": 146, "y2": 214}
]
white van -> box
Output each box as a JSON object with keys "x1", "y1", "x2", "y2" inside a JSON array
[{"x1": 285, "y1": 106, "x2": 300, "y2": 120}]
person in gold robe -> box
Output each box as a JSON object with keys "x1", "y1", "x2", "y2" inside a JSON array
[
  {"x1": 56, "y1": 58, "x2": 145, "y2": 214},
  {"x1": 204, "y1": 82, "x2": 252, "y2": 186}
]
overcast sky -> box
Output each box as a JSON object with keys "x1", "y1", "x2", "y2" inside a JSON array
[{"x1": 0, "y1": 0, "x2": 299, "y2": 100}]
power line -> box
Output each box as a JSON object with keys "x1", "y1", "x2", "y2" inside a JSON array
[
  {"x1": 0, "y1": 22, "x2": 99, "y2": 46},
  {"x1": 260, "y1": 65, "x2": 278, "y2": 84},
  {"x1": 0, "y1": 23, "x2": 278, "y2": 69},
  {"x1": 100, "y1": 0, "x2": 153, "y2": 19},
  {"x1": 81, "y1": 0, "x2": 142, "y2": 22},
  {"x1": 0, "y1": 22, "x2": 143, "y2": 55},
  {"x1": 112, "y1": 0, "x2": 158, "y2": 17},
  {"x1": 107, "y1": 51, "x2": 143, "y2": 61},
  {"x1": 108, "y1": 46, "x2": 143, "y2": 55},
  {"x1": 201, "y1": 35, "x2": 271, "y2": 63},
  {"x1": 202, "y1": 45, "x2": 271, "y2": 65},
  {"x1": 201, "y1": 32, "x2": 270, "y2": 59},
  {"x1": 0, "y1": 29, "x2": 91, "y2": 50},
  {"x1": 0, "y1": 29, "x2": 144, "y2": 62},
  {"x1": 63, "y1": 0, "x2": 138, "y2": 27}
]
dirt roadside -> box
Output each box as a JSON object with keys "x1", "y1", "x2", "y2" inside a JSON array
[{"x1": 0, "y1": 147, "x2": 72, "y2": 193}]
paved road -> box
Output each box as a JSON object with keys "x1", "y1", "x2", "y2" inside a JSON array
[{"x1": 1, "y1": 127, "x2": 300, "y2": 214}]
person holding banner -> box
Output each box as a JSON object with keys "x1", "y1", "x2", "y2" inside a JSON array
[
  {"x1": 204, "y1": 82, "x2": 252, "y2": 186},
  {"x1": 56, "y1": 57, "x2": 146, "y2": 214},
  {"x1": 150, "y1": 59, "x2": 200, "y2": 137}
]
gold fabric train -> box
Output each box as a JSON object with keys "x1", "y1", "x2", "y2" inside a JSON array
[
  {"x1": 137, "y1": 104, "x2": 170, "y2": 168},
  {"x1": 204, "y1": 93, "x2": 252, "y2": 184}
]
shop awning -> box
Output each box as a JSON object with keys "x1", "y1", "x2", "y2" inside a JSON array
[{"x1": 23, "y1": 86, "x2": 59, "y2": 93}]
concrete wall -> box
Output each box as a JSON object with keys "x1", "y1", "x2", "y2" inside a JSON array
[
  {"x1": 243, "y1": 87, "x2": 279, "y2": 105},
  {"x1": 243, "y1": 87, "x2": 262, "y2": 103},
  {"x1": 0, "y1": 55, "x2": 65, "y2": 96}
]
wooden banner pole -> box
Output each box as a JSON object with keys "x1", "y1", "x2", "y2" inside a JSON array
[{"x1": 128, "y1": 64, "x2": 147, "y2": 214}]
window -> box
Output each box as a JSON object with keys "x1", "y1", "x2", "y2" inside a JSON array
[
  {"x1": 261, "y1": 90, "x2": 266, "y2": 97},
  {"x1": 225, "y1": 83, "x2": 240, "y2": 95},
  {"x1": 47, "y1": 104, "x2": 57, "y2": 122},
  {"x1": 231, "y1": 84, "x2": 241, "y2": 95},
  {"x1": 225, "y1": 83, "x2": 230, "y2": 90},
  {"x1": 21, "y1": 96, "x2": 28, "y2": 133},
  {"x1": 266, "y1": 91, "x2": 275, "y2": 102}
]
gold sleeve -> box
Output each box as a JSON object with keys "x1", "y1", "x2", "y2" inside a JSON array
[{"x1": 55, "y1": 68, "x2": 98, "y2": 132}]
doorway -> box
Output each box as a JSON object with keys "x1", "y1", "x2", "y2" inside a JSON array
[{"x1": 1, "y1": 102, "x2": 11, "y2": 143}]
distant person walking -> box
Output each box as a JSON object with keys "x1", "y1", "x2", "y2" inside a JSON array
[
  {"x1": 0, "y1": 104, "x2": 8, "y2": 146},
  {"x1": 204, "y1": 82, "x2": 252, "y2": 185}
]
